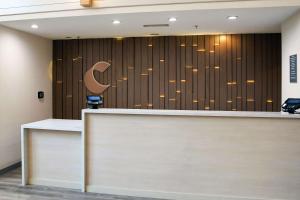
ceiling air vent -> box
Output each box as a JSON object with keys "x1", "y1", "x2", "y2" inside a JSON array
[{"x1": 143, "y1": 24, "x2": 169, "y2": 28}]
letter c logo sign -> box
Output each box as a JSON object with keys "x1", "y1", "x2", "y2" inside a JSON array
[{"x1": 84, "y1": 61, "x2": 110, "y2": 94}]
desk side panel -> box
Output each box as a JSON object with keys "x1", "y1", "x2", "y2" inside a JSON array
[
  {"x1": 21, "y1": 128, "x2": 28, "y2": 186},
  {"x1": 27, "y1": 129, "x2": 81, "y2": 189}
]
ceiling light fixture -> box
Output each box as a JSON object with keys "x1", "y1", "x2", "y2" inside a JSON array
[
  {"x1": 112, "y1": 20, "x2": 120, "y2": 25},
  {"x1": 169, "y1": 17, "x2": 177, "y2": 22},
  {"x1": 31, "y1": 24, "x2": 38, "y2": 29},
  {"x1": 227, "y1": 16, "x2": 238, "y2": 20}
]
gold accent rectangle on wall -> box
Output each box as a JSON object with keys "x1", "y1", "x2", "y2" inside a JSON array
[{"x1": 80, "y1": 0, "x2": 92, "y2": 7}]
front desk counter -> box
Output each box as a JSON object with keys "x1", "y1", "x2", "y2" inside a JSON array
[
  {"x1": 22, "y1": 109, "x2": 300, "y2": 200},
  {"x1": 21, "y1": 119, "x2": 83, "y2": 189}
]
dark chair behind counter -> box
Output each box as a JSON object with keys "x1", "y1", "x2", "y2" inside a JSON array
[
  {"x1": 282, "y1": 98, "x2": 300, "y2": 114},
  {"x1": 86, "y1": 95, "x2": 103, "y2": 109}
]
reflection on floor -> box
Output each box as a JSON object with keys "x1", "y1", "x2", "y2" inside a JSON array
[{"x1": 0, "y1": 168, "x2": 164, "y2": 200}]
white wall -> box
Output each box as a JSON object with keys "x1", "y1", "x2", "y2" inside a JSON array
[
  {"x1": 282, "y1": 10, "x2": 300, "y2": 102},
  {"x1": 0, "y1": 25, "x2": 52, "y2": 170}
]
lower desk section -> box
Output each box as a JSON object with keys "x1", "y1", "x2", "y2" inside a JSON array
[
  {"x1": 28, "y1": 129, "x2": 81, "y2": 189},
  {"x1": 22, "y1": 111, "x2": 300, "y2": 200},
  {"x1": 21, "y1": 119, "x2": 82, "y2": 190}
]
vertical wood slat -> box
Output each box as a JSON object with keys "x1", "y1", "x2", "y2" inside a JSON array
[
  {"x1": 63, "y1": 40, "x2": 73, "y2": 119},
  {"x1": 214, "y1": 35, "x2": 220, "y2": 110},
  {"x1": 272, "y1": 34, "x2": 278, "y2": 111},
  {"x1": 254, "y1": 35, "x2": 262, "y2": 111},
  {"x1": 141, "y1": 37, "x2": 148, "y2": 109},
  {"x1": 53, "y1": 34, "x2": 282, "y2": 119},
  {"x1": 266, "y1": 35, "x2": 273, "y2": 111},
  {"x1": 77, "y1": 40, "x2": 83, "y2": 119},
  {"x1": 164, "y1": 37, "x2": 169, "y2": 109},
  {"x1": 159, "y1": 37, "x2": 165, "y2": 109},
  {"x1": 102, "y1": 39, "x2": 108, "y2": 108},
  {"x1": 92, "y1": 39, "x2": 100, "y2": 83},
  {"x1": 107, "y1": 39, "x2": 113, "y2": 108},
  {"x1": 72, "y1": 40, "x2": 79, "y2": 119},
  {"x1": 53, "y1": 41, "x2": 57, "y2": 118},
  {"x1": 54, "y1": 41, "x2": 64, "y2": 119},
  {"x1": 115, "y1": 39, "x2": 123, "y2": 108},
  {"x1": 192, "y1": 36, "x2": 198, "y2": 110},
  {"x1": 272, "y1": 34, "x2": 281, "y2": 111},
  {"x1": 241, "y1": 35, "x2": 247, "y2": 111},
  {"x1": 127, "y1": 38, "x2": 134, "y2": 108},
  {"x1": 231, "y1": 35, "x2": 237, "y2": 111},
  {"x1": 180, "y1": 36, "x2": 186, "y2": 110},
  {"x1": 261, "y1": 35, "x2": 268, "y2": 111},
  {"x1": 81, "y1": 40, "x2": 87, "y2": 110},
  {"x1": 148, "y1": 37, "x2": 153, "y2": 109},
  {"x1": 134, "y1": 38, "x2": 141, "y2": 108},
  {"x1": 226, "y1": 35, "x2": 232, "y2": 111},
  {"x1": 169, "y1": 36, "x2": 176, "y2": 110},
  {"x1": 277, "y1": 34, "x2": 282, "y2": 111},
  {"x1": 86, "y1": 39, "x2": 93, "y2": 99},
  {"x1": 204, "y1": 36, "x2": 210, "y2": 110},
  {"x1": 197, "y1": 35, "x2": 205, "y2": 110},
  {"x1": 236, "y1": 35, "x2": 242, "y2": 111},
  {"x1": 152, "y1": 37, "x2": 160, "y2": 109},
  {"x1": 99, "y1": 39, "x2": 104, "y2": 94},
  {"x1": 175, "y1": 37, "x2": 181, "y2": 109},
  {"x1": 246, "y1": 35, "x2": 255, "y2": 111},
  {"x1": 62, "y1": 40, "x2": 67, "y2": 119},
  {"x1": 111, "y1": 39, "x2": 117, "y2": 108},
  {"x1": 122, "y1": 39, "x2": 128, "y2": 108},
  {"x1": 209, "y1": 35, "x2": 215, "y2": 110},
  {"x1": 186, "y1": 36, "x2": 193, "y2": 110},
  {"x1": 219, "y1": 35, "x2": 227, "y2": 110}
]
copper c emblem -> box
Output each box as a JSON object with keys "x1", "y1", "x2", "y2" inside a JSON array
[{"x1": 84, "y1": 61, "x2": 110, "y2": 94}]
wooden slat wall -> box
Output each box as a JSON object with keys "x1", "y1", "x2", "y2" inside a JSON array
[{"x1": 53, "y1": 34, "x2": 282, "y2": 119}]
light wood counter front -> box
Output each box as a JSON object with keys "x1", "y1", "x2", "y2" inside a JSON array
[
  {"x1": 82, "y1": 109, "x2": 300, "y2": 200},
  {"x1": 21, "y1": 119, "x2": 83, "y2": 190}
]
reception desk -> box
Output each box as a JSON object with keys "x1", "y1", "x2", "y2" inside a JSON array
[
  {"x1": 21, "y1": 119, "x2": 83, "y2": 189},
  {"x1": 22, "y1": 109, "x2": 300, "y2": 200}
]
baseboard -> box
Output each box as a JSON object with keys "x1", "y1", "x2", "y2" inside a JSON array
[
  {"x1": 29, "y1": 178, "x2": 81, "y2": 190},
  {"x1": 86, "y1": 185, "x2": 282, "y2": 200},
  {"x1": 0, "y1": 161, "x2": 21, "y2": 175}
]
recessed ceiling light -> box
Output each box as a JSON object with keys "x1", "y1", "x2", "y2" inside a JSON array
[
  {"x1": 31, "y1": 24, "x2": 38, "y2": 29},
  {"x1": 112, "y1": 20, "x2": 120, "y2": 25},
  {"x1": 169, "y1": 17, "x2": 177, "y2": 22},
  {"x1": 227, "y1": 16, "x2": 238, "y2": 20}
]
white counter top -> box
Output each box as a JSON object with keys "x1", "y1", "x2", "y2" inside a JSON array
[
  {"x1": 83, "y1": 108, "x2": 300, "y2": 119},
  {"x1": 21, "y1": 119, "x2": 82, "y2": 132}
]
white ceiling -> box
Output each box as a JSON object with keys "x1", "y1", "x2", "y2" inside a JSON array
[{"x1": 1, "y1": 6, "x2": 299, "y2": 39}]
